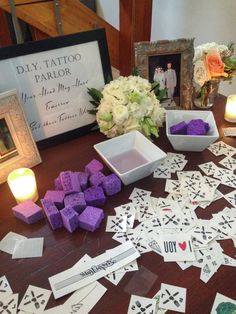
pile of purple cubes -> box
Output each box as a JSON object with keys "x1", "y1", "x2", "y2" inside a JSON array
[
  {"x1": 12, "y1": 159, "x2": 122, "y2": 233},
  {"x1": 170, "y1": 119, "x2": 210, "y2": 135}
]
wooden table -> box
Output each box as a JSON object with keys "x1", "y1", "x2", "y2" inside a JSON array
[{"x1": 1, "y1": 95, "x2": 236, "y2": 314}]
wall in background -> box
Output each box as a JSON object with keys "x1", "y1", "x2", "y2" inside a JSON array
[
  {"x1": 97, "y1": 0, "x2": 236, "y2": 95},
  {"x1": 96, "y1": 0, "x2": 119, "y2": 30}
]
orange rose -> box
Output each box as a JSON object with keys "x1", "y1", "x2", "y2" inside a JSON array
[{"x1": 205, "y1": 51, "x2": 227, "y2": 77}]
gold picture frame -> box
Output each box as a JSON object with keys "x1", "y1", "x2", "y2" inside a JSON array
[
  {"x1": 0, "y1": 89, "x2": 41, "y2": 184},
  {"x1": 135, "y1": 38, "x2": 194, "y2": 109}
]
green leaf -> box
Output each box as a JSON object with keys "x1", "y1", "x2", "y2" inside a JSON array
[
  {"x1": 87, "y1": 88, "x2": 103, "y2": 103},
  {"x1": 129, "y1": 92, "x2": 142, "y2": 103},
  {"x1": 87, "y1": 109, "x2": 98, "y2": 114},
  {"x1": 89, "y1": 100, "x2": 100, "y2": 107},
  {"x1": 99, "y1": 113, "x2": 113, "y2": 121},
  {"x1": 150, "y1": 126, "x2": 158, "y2": 137},
  {"x1": 132, "y1": 67, "x2": 140, "y2": 76}
]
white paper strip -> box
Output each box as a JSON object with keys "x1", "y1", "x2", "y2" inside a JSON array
[{"x1": 49, "y1": 241, "x2": 140, "y2": 299}]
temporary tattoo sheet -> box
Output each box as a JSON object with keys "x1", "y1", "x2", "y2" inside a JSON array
[
  {"x1": 160, "y1": 233, "x2": 195, "y2": 262},
  {"x1": 0, "y1": 293, "x2": 18, "y2": 314},
  {"x1": 127, "y1": 295, "x2": 156, "y2": 314},
  {"x1": 0, "y1": 275, "x2": 13, "y2": 300},
  {"x1": 18, "y1": 285, "x2": 51, "y2": 313},
  {"x1": 49, "y1": 241, "x2": 140, "y2": 298},
  {"x1": 210, "y1": 293, "x2": 236, "y2": 314},
  {"x1": 63, "y1": 281, "x2": 107, "y2": 314},
  {"x1": 106, "y1": 215, "x2": 127, "y2": 233},
  {"x1": 159, "y1": 283, "x2": 186, "y2": 313}
]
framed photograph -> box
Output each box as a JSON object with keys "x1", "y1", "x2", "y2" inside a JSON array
[
  {"x1": 0, "y1": 89, "x2": 41, "y2": 184},
  {"x1": 0, "y1": 29, "x2": 112, "y2": 148},
  {"x1": 135, "y1": 38, "x2": 194, "y2": 109}
]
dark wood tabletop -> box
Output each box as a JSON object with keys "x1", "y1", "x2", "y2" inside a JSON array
[{"x1": 0, "y1": 95, "x2": 236, "y2": 314}]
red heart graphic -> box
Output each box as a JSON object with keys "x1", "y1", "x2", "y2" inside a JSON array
[{"x1": 178, "y1": 241, "x2": 187, "y2": 251}]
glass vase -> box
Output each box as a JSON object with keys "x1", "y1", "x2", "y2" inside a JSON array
[{"x1": 194, "y1": 79, "x2": 220, "y2": 109}]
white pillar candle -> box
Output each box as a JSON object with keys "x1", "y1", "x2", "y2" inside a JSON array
[
  {"x1": 224, "y1": 95, "x2": 236, "y2": 122},
  {"x1": 7, "y1": 168, "x2": 38, "y2": 203}
]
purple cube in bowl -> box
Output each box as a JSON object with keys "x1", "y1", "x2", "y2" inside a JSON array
[
  {"x1": 187, "y1": 119, "x2": 208, "y2": 135},
  {"x1": 64, "y1": 192, "x2": 86, "y2": 214},
  {"x1": 170, "y1": 121, "x2": 187, "y2": 135},
  {"x1": 44, "y1": 190, "x2": 65, "y2": 209},
  {"x1": 60, "y1": 171, "x2": 81, "y2": 194},
  {"x1": 102, "y1": 174, "x2": 121, "y2": 196},
  {"x1": 78, "y1": 206, "x2": 104, "y2": 232},
  {"x1": 60, "y1": 206, "x2": 79, "y2": 232},
  {"x1": 89, "y1": 171, "x2": 105, "y2": 187},
  {"x1": 85, "y1": 159, "x2": 104, "y2": 175},
  {"x1": 76, "y1": 172, "x2": 89, "y2": 191},
  {"x1": 84, "y1": 186, "x2": 106, "y2": 206},
  {"x1": 12, "y1": 200, "x2": 44, "y2": 224}
]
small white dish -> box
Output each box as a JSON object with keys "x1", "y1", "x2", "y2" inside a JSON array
[
  {"x1": 94, "y1": 131, "x2": 166, "y2": 185},
  {"x1": 166, "y1": 110, "x2": 219, "y2": 152}
]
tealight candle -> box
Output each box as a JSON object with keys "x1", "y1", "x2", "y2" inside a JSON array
[
  {"x1": 7, "y1": 168, "x2": 38, "y2": 203},
  {"x1": 224, "y1": 95, "x2": 236, "y2": 122}
]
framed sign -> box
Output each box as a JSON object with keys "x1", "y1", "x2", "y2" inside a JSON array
[
  {"x1": 0, "y1": 89, "x2": 41, "y2": 184},
  {"x1": 135, "y1": 38, "x2": 194, "y2": 110},
  {"x1": 0, "y1": 29, "x2": 112, "y2": 147}
]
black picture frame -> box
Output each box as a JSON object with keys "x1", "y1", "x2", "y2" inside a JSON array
[{"x1": 0, "y1": 28, "x2": 112, "y2": 148}]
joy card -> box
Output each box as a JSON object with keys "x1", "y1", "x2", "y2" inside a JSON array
[{"x1": 160, "y1": 233, "x2": 195, "y2": 262}]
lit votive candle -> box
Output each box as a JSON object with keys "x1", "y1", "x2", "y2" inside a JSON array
[
  {"x1": 224, "y1": 95, "x2": 236, "y2": 122},
  {"x1": 7, "y1": 168, "x2": 38, "y2": 204}
]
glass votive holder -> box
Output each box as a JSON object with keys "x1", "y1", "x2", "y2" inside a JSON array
[
  {"x1": 7, "y1": 168, "x2": 38, "y2": 204},
  {"x1": 224, "y1": 95, "x2": 236, "y2": 122}
]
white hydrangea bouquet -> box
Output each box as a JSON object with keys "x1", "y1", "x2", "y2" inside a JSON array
[{"x1": 88, "y1": 75, "x2": 166, "y2": 139}]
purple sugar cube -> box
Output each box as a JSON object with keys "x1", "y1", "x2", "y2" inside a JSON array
[
  {"x1": 60, "y1": 171, "x2": 81, "y2": 194},
  {"x1": 204, "y1": 122, "x2": 210, "y2": 133},
  {"x1": 54, "y1": 176, "x2": 63, "y2": 191},
  {"x1": 41, "y1": 198, "x2": 63, "y2": 230},
  {"x1": 84, "y1": 186, "x2": 106, "y2": 206},
  {"x1": 89, "y1": 171, "x2": 105, "y2": 187},
  {"x1": 187, "y1": 119, "x2": 208, "y2": 135},
  {"x1": 12, "y1": 200, "x2": 44, "y2": 224},
  {"x1": 102, "y1": 174, "x2": 121, "y2": 196},
  {"x1": 170, "y1": 121, "x2": 187, "y2": 134},
  {"x1": 64, "y1": 192, "x2": 86, "y2": 214},
  {"x1": 44, "y1": 190, "x2": 65, "y2": 209},
  {"x1": 60, "y1": 206, "x2": 79, "y2": 232},
  {"x1": 85, "y1": 159, "x2": 104, "y2": 175},
  {"x1": 78, "y1": 206, "x2": 104, "y2": 232},
  {"x1": 76, "y1": 172, "x2": 89, "y2": 191}
]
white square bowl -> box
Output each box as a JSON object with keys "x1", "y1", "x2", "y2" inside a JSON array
[
  {"x1": 166, "y1": 110, "x2": 219, "y2": 152},
  {"x1": 94, "y1": 131, "x2": 167, "y2": 185}
]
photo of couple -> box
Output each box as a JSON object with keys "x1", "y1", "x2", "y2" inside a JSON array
[
  {"x1": 153, "y1": 62, "x2": 177, "y2": 102},
  {"x1": 149, "y1": 53, "x2": 181, "y2": 107}
]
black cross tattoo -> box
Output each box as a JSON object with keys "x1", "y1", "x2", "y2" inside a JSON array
[
  {"x1": 228, "y1": 194, "x2": 236, "y2": 205},
  {"x1": 218, "y1": 215, "x2": 234, "y2": 229},
  {"x1": 194, "y1": 226, "x2": 212, "y2": 240},
  {"x1": 191, "y1": 189, "x2": 206, "y2": 200},
  {"x1": 164, "y1": 214, "x2": 179, "y2": 225},
  {"x1": 111, "y1": 218, "x2": 124, "y2": 230},
  {"x1": 23, "y1": 291, "x2": 45, "y2": 309}
]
